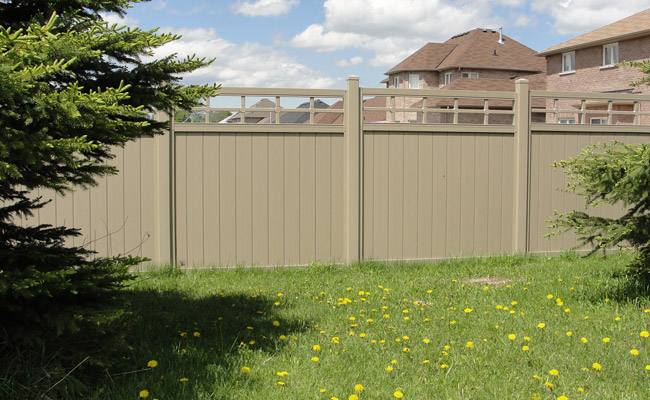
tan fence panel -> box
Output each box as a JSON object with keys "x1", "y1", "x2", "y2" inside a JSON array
[
  {"x1": 26, "y1": 136, "x2": 161, "y2": 261},
  {"x1": 173, "y1": 129, "x2": 345, "y2": 267},
  {"x1": 529, "y1": 131, "x2": 650, "y2": 253},
  {"x1": 363, "y1": 131, "x2": 515, "y2": 261}
]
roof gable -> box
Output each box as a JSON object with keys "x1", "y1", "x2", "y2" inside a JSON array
[
  {"x1": 385, "y1": 28, "x2": 545, "y2": 76},
  {"x1": 537, "y1": 8, "x2": 650, "y2": 56}
]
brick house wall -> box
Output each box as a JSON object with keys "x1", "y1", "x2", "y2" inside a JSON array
[{"x1": 546, "y1": 36, "x2": 650, "y2": 94}]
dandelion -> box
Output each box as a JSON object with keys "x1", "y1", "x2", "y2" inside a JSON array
[
  {"x1": 464, "y1": 308, "x2": 473, "y2": 313},
  {"x1": 450, "y1": 320, "x2": 456, "y2": 325},
  {"x1": 564, "y1": 308, "x2": 570, "y2": 313},
  {"x1": 241, "y1": 366, "x2": 251, "y2": 373},
  {"x1": 641, "y1": 331, "x2": 649, "y2": 338},
  {"x1": 273, "y1": 321, "x2": 280, "y2": 327},
  {"x1": 557, "y1": 396, "x2": 568, "y2": 400},
  {"x1": 533, "y1": 375, "x2": 542, "y2": 380},
  {"x1": 630, "y1": 349, "x2": 640, "y2": 356},
  {"x1": 180, "y1": 378, "x2": 188, "y2": 382},
  {"x1": 466, "y1": 342, "x2": 473, "y2": 349},
  {"x1": 193, "y1": 332, "x2": 200, "y2": 337},
  {"x1": 545, "y1": 382, "x2": 554, "y2": 389},
  {"x1": 139, "y1": 390, "x2": 149, "y2": 398},
  {"x1": 277, "y1": 292, "x2": 283, "y2": 297},
  {"x1": 538, "y1": 323, "x2": 546, "y2": 329},
  {"x1": 321, "y1": 389, "x2": 327, "y2": 393},
  {"x1": 440, "y1": 364, "x2": 449, "y2": 369},
  {"x1": 394, "y1": 391, "x2": 404, "y2": 398},
  {"x1": 646, "y1": 365, "x2": 650, "y2": 371},
  {"x1": 522, "y1": 345, "x2": 529, "y2": 351},
  {"x1": 511, "y1": 301, "x2": 518, "y2": 306},
  {"x1": 581, "y1": 337, "x2": 588, "y2": 343},
  {"x1": 423, "y1": 360, "x2": 430, "y2": 364},
  {"x1": 508, "y1": 334, "x2": 516, "y2": 340},
  {"x1": 423, "y1": 338, "x2": 430, "y2": 344},
  {"x1": 592, "y1": 362, "x2": 602, "y2": 371},
  {"x1": 603, "y1": 337, "x2": 610, "y2": 343},
  {"x1": 332, "y1": 337, "x2": 340, "y2": 344},
  {"x1": 615, "y1": 317, "x2": 621, "y2": 321},
  {"x1": 385, "y1": 366, "x2": 394, "y2": 371},
  {"x1": 391, "y1": 359, "x2": 398, "y2": 364},
  {"x1": 277, "y1": 381, "x2": 285, "y2": 386},
  {"x1": 313, "y1": 344, "x2": 321, "y2": 351},
  {"x1": 279, "y1": 335, "x2": 287, "y2": 340},
  {"x1": 524, "y1": 336, "x2": 531, "y2": 341},
  {"x1": 578, "y1": 387, "x2": 584, "y2": 392},
  {"x1": 549, "y1": 369, "x2": 559, "y2": 376},
  {"x1": 276, "y1": 371, "x2": 289, "y2": 377},
  {"x1": 354, "y1": 384, "x2": 364, "y2": 392},
  {"x1": 566, "y1": 331, "x2": 572, "y2": 336},
  {"x1": 547, "y1": 294, "x2": 554, "y2": 299},
  {"x1": 147, "y1": 360, "x2": 158, "y2": 368},
  {"x1": 349, "y1": 395, "x2": 359, "y2": 400},
  {"x1": 311, "y1": 357, "x2": 319, "y2": 362}
]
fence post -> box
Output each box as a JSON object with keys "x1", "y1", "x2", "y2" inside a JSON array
[
  {"x1": 344, "y1": 76, "x2": 362, "y2": 264},
  {"x1": 153, "y1": 110, "x2": 174, "y2": 265},
  {"x1": 513, "y1": 79, "x2": 531, "y2": 254}
]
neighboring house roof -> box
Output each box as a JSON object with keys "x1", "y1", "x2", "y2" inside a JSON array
[
  {"x1": 308, "y1": 97, "x2": 388, "y2": 125},
  {"x1": 227, "y1": 98, "x2": 277, "y2": 123},
  {"x1": 385, "y1": 28, "x2": 545, "y2": 75},
  {"x1": 277, "y1": 99, "x2": 329, "y2": 124},
  {"x1": 537, "y1": 8, "x2": 650, "y2": 56}
]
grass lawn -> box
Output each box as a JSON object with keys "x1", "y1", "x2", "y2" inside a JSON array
[{"x1": 87, "y1": 252, "x2": 650, "y2": 399}]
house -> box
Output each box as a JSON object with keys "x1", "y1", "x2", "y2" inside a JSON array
[
  {"x1": 309, "y1": 96, "x2": 388, "y2": 125},
  {"x1": 226, "y1": 98, "x2": 277, "y2": 123},
  {"x1": 382, "y1": 28, "x2": 546, "y2": 123},
  {"x1": 384, "y1": 28, "x2": 545, "y2": 90},
  {"x1": 536, "y1": 8, "x2": 650, "y2": 124}
]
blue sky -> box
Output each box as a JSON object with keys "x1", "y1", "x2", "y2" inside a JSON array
[{"x1": 106, "y1": 0, "x2": 650, "y2": 89}]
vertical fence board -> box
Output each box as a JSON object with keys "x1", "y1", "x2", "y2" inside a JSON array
[
  {"x1": 474, "y1": 134, "x2": 489, "y2": 254},
  {"x1": 387, "y1": 133, "x2": 404, "y2": 260},
  {"x1": 315, "y1": 134, "x2": 332, "y2": 261},
  {"x1": 203, "y1": 134, "x2": 220, "y2": 266},
  {"x1": 186, "y1": 134, "x2": 205, "y2": 266},
  {"x1": 235, "y1": 134, "x2": 253, "y2": 266},
  {"x1": 284, "y1": 135, "x2": 300, "y2": 265},
  {"x1": 252, "y1": 135, "x2": 270, "y2": 266},
  {"x1": 268, "y1": 134, "x2": 285, "y2": 265},
  {"x1": 107, "y1": 147, "x2": 125, "y2": 256},
  {"x1": 219, "y1": 135, "x2": 236, "y2": 266},
  {"x1": 331, "y1": 134, "x2": 345, "y2": 263},
  {"x1": 299, "y1": 133, "x2": 317, "y2": 264},
  {"x1": 363, "y1": 134, "x2": 374, "y2": 259},
  {"x1": 371, "y1": 133, "x2": 389, "y2": 260},
  {"x1": 446, "y1": 134, "x2": 462, "y2": 255},
  {"x1": 417, "y1": 133, "x2": 433, "y2": 259},
  {"x1": 402, "y1": 133, "x2": 419, "y2": 259},
  {"x1": 432, "y1": 135, "x2": 448, "y2": 257}
]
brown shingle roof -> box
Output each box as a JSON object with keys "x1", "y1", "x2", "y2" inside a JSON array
[
  {"x1": 537, "y1": 8, "x2": 650, "y2": 56},
  {"x1": 386, "y1": 43, "x2": 457, "y2": 74},
  {"x1": 384, "y1": 28, "x2": 545, "y2": 76}
]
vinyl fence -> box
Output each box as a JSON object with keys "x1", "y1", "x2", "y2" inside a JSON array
[{"x1": 27, "y1": 77, "x2": 650, "y2": 267}]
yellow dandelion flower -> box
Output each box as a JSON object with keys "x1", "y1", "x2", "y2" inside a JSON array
[
  {"x1": 385, "y1": 366, "x2": 393, "y2": 371},
  {"x1": 354, "y1": 384, "x2": 364, "y2": 392},
  {"x1": 423, "y1": 360, "x2": 430, "y2": 364},
  {"x1": 403, "y1": 347, "x2": 410, "y2": 353},
  {"x1": 394, "y1": 390, "x2": 404, "y2": 398},
  {"x1": 273, "y1": 321, "x2": 280, "y2": 327},
  {"x1": 313, "y1": 344, "x2": 321, "y2": 351},
  {"x1": 615, "y1": 317, "x2": 621, "y2": 321},
  {"x1": 466, "y1": 342, "x2": 473, "y2": 349},
  {"x1": 547, "y1": 294, "x2": 554, "y2": 299},
  {"x1": 538, "y1": 323, "x2": 546, "y2": 329},
  {"x1": 277, "y1": 292, "x2": 283, "y2": 297},
  {"x1": 193, "y1": 332, "x2": 200, "y2": 337},
  {"x1": 557, "y1": 396, "x2": 568, "y2": 400},
  {"x1": 533, "y1": 375, "x2": 542, "y2": 380},
  {"x1": 139, "y1": 390, "x2": 149, "y2": 398},
  {"x1": 440, "y1": 364, "x2": 449, "y2": 369},
  {"x1": 450, "y1": 320, "x2": 456, "y2": 325},
  {"x1": 566, "y1": 331, "x2": 572, "y2": 336},
  {"x1": 277, "y1": 381, "x2": 285, "y2": 386},
  {"x1": 646, "y1": 365, "x2": 650, "y2": 371},
  {"x1": 180, "y1": 378, "x2": 188, "y2": 382},
  {"x1": 423, "y1": 338, "x2": 430, "y2": 344},
  {"x1": 603, "y1": 337, "x2": 610, "y2": 343},
  {"x1": 641, "y1": 331, "x2": 649, "y2": 338},
  {"x1": 549, "y1": 369, "x2": 559, "y2": 376},
  {"x1": 311, "y1": 357, "x2": 319, "y2": 362},
  {"x1": 332, "y1": 337, "x2": 340, "y2": 344},
  {"x1": 545, "y1": 382, "x2": 554, "y2": 389},
  {"x1": 508, "y1": 334, "x2": 516, "y2": 340},
  {"x1": 524, "y1": 336, "x2": 531, "y2": 341},
  {"x1": 147, "y1": 360, "x2": 158, "y2": 368},
  {"x1": 578, "y1": 387, "x2": 584, "y2": 392},
  {"x1": 276, "y1": 371, "x2": 289, "y2": 377},
  {"x1": 564, "y1": 308, "x2": 570, "y2": 313},
  {"x1": 592, "y1": 362, "x2": 602, "y2": 371},
  {"x1": 321, "y1": 389, "x2": 327, "y2": 393},
  {"x1": 581, "y1": 337, "x2": 588, "y2": 343},
  {"x1": 522, "y1": 345, "x2": 529, "y2": 351},
  {"x1": 464, "y1": 308, "x2": 473, "y2": 313},
  {"x1": 349, "y1": 395, "x2": 359, "y2": 400},
  {"x1": 279, "y1": 335, "x2": 287, "y2": 340},
  {"x1": 630, "y1": 349, "x2": 640, "y2": 356},
  {"x1": 241, "y1": 366, "x2": 251, "y2": 373}
]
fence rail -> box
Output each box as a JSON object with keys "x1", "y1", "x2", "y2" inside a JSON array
[{"x1": 27, "y1": 77, "x2": 650, "y2": 267}]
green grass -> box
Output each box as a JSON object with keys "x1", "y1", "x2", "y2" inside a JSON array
[{"x1": 87, "y1": 252, "x2": 650, "y2": 399}]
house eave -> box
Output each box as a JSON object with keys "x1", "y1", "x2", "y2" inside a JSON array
[{"x1": 536, "y1": 29, "x2": 650, "y2": 57}]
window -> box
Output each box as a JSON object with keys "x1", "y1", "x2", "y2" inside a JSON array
[
  {"x1": 461, "y1": 72, "x2": 479, "y2": 79},
  {"x1": 408, "y1": 74, "x2": 419, "y2": 89},
  {"x1": 393, "y1": 75, "x2": 402, "y2": 88},
  {"x1": 562, "y1": 51, "x2": 575, "y2": 73},
  {"x1": 444, "y1": 72, "x2": 453, "y2": 85},
  {"x1": 603, "y1": 43, "x2": 618, "y2": 66},
  {"x1": 558, "y1": 118, "x2": 576, "y2": 124},
  {"x1": 590, "y1": 117, "x2": 607, "y2": 125}
]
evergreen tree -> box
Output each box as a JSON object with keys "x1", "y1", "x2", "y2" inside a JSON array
[{"x1": 0, "y1": 1, "x2": 217, "y2": 396}]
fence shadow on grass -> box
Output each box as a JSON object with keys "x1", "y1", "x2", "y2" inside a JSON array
[{"x1": 85, "y1": 285, "x2": 309, "y2": 399}]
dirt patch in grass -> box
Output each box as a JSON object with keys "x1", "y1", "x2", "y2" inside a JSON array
[{"x1": 463, "y1": 277, "x2": 515, "y2": 286}]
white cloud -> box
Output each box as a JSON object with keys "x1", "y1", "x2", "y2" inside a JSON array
[
  {"x1": 100, "y1": 12, "x2": 139, "y2": 27},
  {"x1": 232, "y1": 0, "x2": 299, "y2": 16},
  {"x1": 531, "y1": 0, "x2": 650, "y2": 35},
  {"x1": 513, "y1": 13, "x2": 534, "y2": 27},
  {"x1": 288, "y1": 0, "x2": 504, "y2": 67},
  {"x1": 153, "y1": 27, "x2": 336, "y2": 88},
  {"x1": 335, "y1": 56, "x2": 363, "y2": 67}
]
